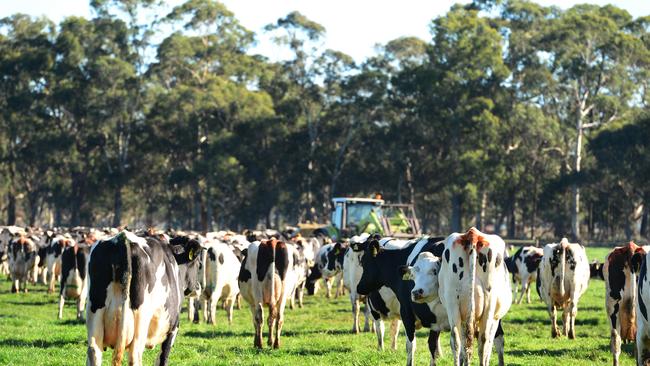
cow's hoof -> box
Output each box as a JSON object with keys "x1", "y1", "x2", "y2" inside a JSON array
[
  {"x1": 10, "y1": 287, "x2": 17, "y2": 294},
  {"x1": 551, "y1": 329, "x2": 559, "y2": 338},
  {"x1": 23, "y1": 289, "x2": 28, "y2": 293},
  {"x1": 568, "y1": 331, "x2": 575, "y2": 340}
]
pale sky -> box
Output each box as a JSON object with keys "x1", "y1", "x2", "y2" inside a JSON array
[{"x1": 1, "y1": 0, "x2": 649, "y2": 62}]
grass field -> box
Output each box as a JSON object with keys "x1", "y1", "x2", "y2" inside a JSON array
[{"x1": 0, "y1": 246, "x2": 633, "y2": 365}]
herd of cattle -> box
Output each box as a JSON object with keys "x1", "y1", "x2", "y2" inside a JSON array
[{"x1": 0, "y1": 224, "x2": 648, "y2": 365}]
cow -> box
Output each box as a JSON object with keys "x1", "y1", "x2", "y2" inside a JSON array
[
  {"x1": 238, "y1": 238, "x2": 296, "y2": 349},
  {"x1": 367, "y1": 286, "x2": 402, "y2": 351},
  {"x1": 8, "y1": 235, "x2": 38, "y2": 293},
  {"x1": 59, "y1": 243, "x2": 89, "y2": 320},
  {"x1": 538, "y1": 238, "x2": 590, "y2": 339},
  {"x1": 591, "y1": 260, "x2": 605, "y2": 280},
  {"x1": 508, "y1": 246, "x2": 544, "y2": 304},
  {"x1": 288, "y1": 240, "x2": 309, "y2": 309},
  {"x1": 1, "y1": 226, "x2": 24, "y2": 278},
  {"x1": 604, "y1": 242, "x2": 648, "y2": 366},
  {"x1": 432, "y1": 228, "x2": 511, "y2": 366},
  {"x1": 45, "y1": 235, "x2": 76, "y2": 293},
  {"x1": 85, "y1": 230, "x2": 202, "y2": 366},
  {"x1": 343, "y1": 233, "x2": 374, "y2": 334},
  {"x1": 637, "y1": 249, "x2": 650, "y2": 365},
  {"x1": 312, "y1": 242, "x2": 346, "y2": 298},
  {"x1": 356, "y1": 236, "x2": 450, "y2": 366},
  {"x1": 202, "y1": 241, "x2": 240, "y2": 325}
]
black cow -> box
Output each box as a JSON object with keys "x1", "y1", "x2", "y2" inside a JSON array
[{"x1": 86, "y1": 230, "x2": 201, "y2": 366}]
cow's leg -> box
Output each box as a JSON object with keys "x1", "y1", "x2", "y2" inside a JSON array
[
  {"x1": 611, "y1": 316, "x2": 621, "y2": 366},
  {"x1": 236, "y1": 294, "x2": 241, "y2": 310},
  {"x1": 562, "y1": 306, "x2": 570, "y2": 337},
  {"x1": 155, "y1": 327, "x2": 178, "y2": 366},
  {"x1": 428, "y1": 330, "x2": 441, "y2": 365},
  {"x1": 273, "y1": 304, "x2": 285, "y2": 349},
  {"x1": 188, "y1": 297, "x2": 195, "y2": 323},
  {"x1": 226, "y1": 298, "x2": 234, "y2": 325},
  {"x1": 253, "y1": 304, "x2": 263, "y2": 348},
  {"x1": 363, "y1": 301, "x2": 373, "y2": 332},
  {"x1": 517, "y1": 279, "x2": 526, "y2": 305},
  {"x1": 11, "y1": 278, "x2": 18, "y2": 293},
  {"x1": 58, "y1": 294, "x2": 65, "y2": 319},
  {"x1": 289, "y1": 288, "x2": 296, "y2": 310},
  {"x1": 549, "y1": 305, "x2": 559, "y2": 338},
  {"x1": 375, "y1": 318, "x2": 385, "y2": 351},
  {"x1": 77, "y1": 296, "x2": 85, "y2": 321},
  {"x1": 202, "y1": 298, "x2": 208, "y2": 323},
  {"x1": 298, "y1": 283, "x2": 305, "y2": 308},
  {"x1": 493, "y1": 320, "x2": 505, "y2": 366},
  {"x1": 450, "y1": 325, "x2": 461, "y2": 366},
  {"x1": 48, "y1": 268, "x2": 56, "y2": 294},
  {"x1": 479, "y1": 318, "x2": 500, "y2": 366},
  {"x1": 325, "y1": 278, "x2": 332, "y2": 298},
  {"x1": 209, "y1": 295, "x2": 219, "y2": 326},
  {"x1": 402, "y1": 312, "x2": 417, "y2": 366},
  {"x1": 390, "y1": 319, "x2": 401, "y2": 351},
  {"x1": 569, "y1": 302, "x2": 578, "y2": 339},
  {"x1": 267, "y1": 305, "x2": 276, "y2": 347},
  {"x1": 526, "y1": 278, "x2": 533, "y2": 303},
  {"x1": 128, "y1": 311, "x2": 148, "y2": 366},
  {"x1": 86, "y1": 308, "x2": 104, "y2": 366},
  {"x1": 351, "y1": 295, "x2": 360, "y2": 334}
]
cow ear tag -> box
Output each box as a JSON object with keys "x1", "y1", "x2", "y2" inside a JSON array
[{"x1": 188, "y1": 248, "x2": 195, "y2": 261}]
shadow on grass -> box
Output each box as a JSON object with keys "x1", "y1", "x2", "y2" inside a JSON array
[
  {"x1": 6, "y1": 300, "x2": 55, "y2": 306},
  {"x1": 185, "y1": 329, "x2": 254, "y2": 338},
  {"x1": 289, "y1": 346, "x2": 352, "y2": 356},
  {"x1": 508, "y1": 348, "x2": 579, "y2": 357},
  {"x1": 59, "y1": 318, "x2": 85, "y2": 326},
  {"x1": 283, "y1": 328, "x2": 353, "y2": 337},
  {"x1": 0, "y1": 338, "x2": 83, "y2": 348}
]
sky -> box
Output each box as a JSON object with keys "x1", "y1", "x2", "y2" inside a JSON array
[{"x1": 1, "y1": 0, "x2": 649, "y2": 62}]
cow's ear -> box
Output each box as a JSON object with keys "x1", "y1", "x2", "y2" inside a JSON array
[
  {"x1": 399, "y1": 265, "x2": 413, "y2": 280},
  {"x1": 334, "y1": 243, "x2": 342, "y2": 255},
  {"x1": 432, "y1": 242, "x2": 445, "y2": 257},
  {"x1": 187, "y1": 239, "x2": 201, "y2": 262}
]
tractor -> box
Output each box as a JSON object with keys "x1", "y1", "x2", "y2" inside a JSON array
[{"x1": 298, "y1": 197, "x2": 421, "y2": 240}]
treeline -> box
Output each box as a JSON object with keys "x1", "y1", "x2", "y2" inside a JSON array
[{"x1": 0, "y1": 0, "x2": 649, "y2": 241}]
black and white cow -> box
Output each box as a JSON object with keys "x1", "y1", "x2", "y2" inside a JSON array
[
  {"x1": 202, "y1": 240, "x2": 240, "y2": 325},
  {"x1": 508, "y1": 246, "x2": 544, "y2": 304},
  {"x1": 356, "y1": 236, "x2": 450, "y2": 366},
  {"x1": 46, "y1": 235, "x2": 75, "y2": 293},
  {"x1": 288, "y1": 240, "x2": 309, "y2": 309},
  {"x1": 538, "y1": 238, "x2": 589, "y2": 339},
  {"x1": 238, "y1": 238, "x2": 297, "y2": 349},
  {"x1": 59, "y1": 244, "x2": 89, "y2": 320},
  {"x1": 637, "y1": 249, "x2": 650, "y2": 365},
  {"x1": 319, "y1": 242, "x2": 347, "y2": 298},
  {"x1": 86, "y1": 230, "x2": 202, "y2": 366},
  {"x1": 405, "y1": 229, "x2": 509, "y2": 366}
]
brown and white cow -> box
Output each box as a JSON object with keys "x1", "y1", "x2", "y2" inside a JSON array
[
  {"x1": 238, "y1": 238, "x2": 296, "y2": 349},
  {"x1": 538, "y1": 238, "x2": 589, "y2": 339},
  {"x1": 86, "y1": 230, "x2": 202, "y2": 366},
  {"x1": 8, "y1": 235, "x2": 38, "y2": 293},
  {"x1": 437, "y1": 227, "x2": 512, "y2": 366},
  {"x1": 59, "y1": 243, "x2": 89, "y2": 320},
  {"x1": 603, "y1": 242, "x2": 648, "y2": 366},
  {"x1": 509, "y1": 246, "x2": 544, "y2": 304}
]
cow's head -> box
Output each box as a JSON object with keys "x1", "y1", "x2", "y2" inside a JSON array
[
  {"x1": 400, "y1": 252, "x2": 441, "y2": 303},
  {"x1": 356, "y1": 239, "x2": 384, "y2": 295},
  {"x1": 169, "y1": 236, "x2": 203, "y2": 296},
  {"x1": 323, "y1": 242, "x2": 346, "y2": 276}
]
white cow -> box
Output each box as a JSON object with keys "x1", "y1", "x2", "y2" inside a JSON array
[
  {"x1": 538, "y1": 238, "x2": 589, "y2": 339},
  {"x1": 438, "y1": 227, "x2": 512, "y2": 366},
  {"x1": 202, "y1": 241, "x2": 240, "y2": 325}
]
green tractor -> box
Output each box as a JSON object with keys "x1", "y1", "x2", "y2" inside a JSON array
[{"x1": 299, "y1": 197, "x2": 422, "y2": 240}]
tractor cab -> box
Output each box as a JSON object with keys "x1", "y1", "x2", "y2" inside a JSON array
[{"x1": 326, "y1": 197, "x2": 421, "y2": 240}]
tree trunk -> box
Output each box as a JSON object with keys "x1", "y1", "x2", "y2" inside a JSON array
[
  {"x1": 451, "y1": 193, "x2": 462, "y2": 233},
  {"x1": 571, "y1": 116, "x2": 584, "y2": 241},
  {"x1": 641, "y1": 203, "x2": 649, "y2": 238},
  {"x1": 405, "y1": 159, "x2": 415, "y2": 205},
  {"x1": 476, "y1": 191, "x2": 487, "y2": 230},
  {"x1": 112, "y1": 184, "x2": 122, "y2": 228},
  {"x1": 6, "y1": 192, "x2": 16, "y2": 226},
  {"x1": 508, "y1": 191, "x2": 516, "y2": 238}
]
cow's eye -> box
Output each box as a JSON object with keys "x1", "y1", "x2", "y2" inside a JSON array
[
  {"x1": 433, "y1": 270, "x2": 437, "y2": 275},
  {"x1": 414, "y1": 267, "x2": 420, "y2": 272}
]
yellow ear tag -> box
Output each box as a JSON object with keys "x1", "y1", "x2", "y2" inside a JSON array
[{"x1": 188, "y1": 248, "x2": 195, "y2": 261}]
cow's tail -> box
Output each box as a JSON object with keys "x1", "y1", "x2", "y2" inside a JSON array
[
  {"x1": 263, "y1": 239, "x2": 278, "y2": 306},
  {"x1": 114, "y1": 231, "x2": 132, "y2": 363},
  {"x1": 466, "y1": 245, "x2": 478, "y2": 356},
  {"x1": 557, "y1": 238, "x2": 567, "y2": 298}
]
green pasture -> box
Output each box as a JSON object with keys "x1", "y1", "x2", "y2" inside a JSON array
[{"x1": 0, "y1": 246, "x2": 631, "y2": 365}]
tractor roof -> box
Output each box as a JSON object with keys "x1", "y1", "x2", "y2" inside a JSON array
[{"x1": 331, "y1": 197, "x2": 384, "y2": 205}]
